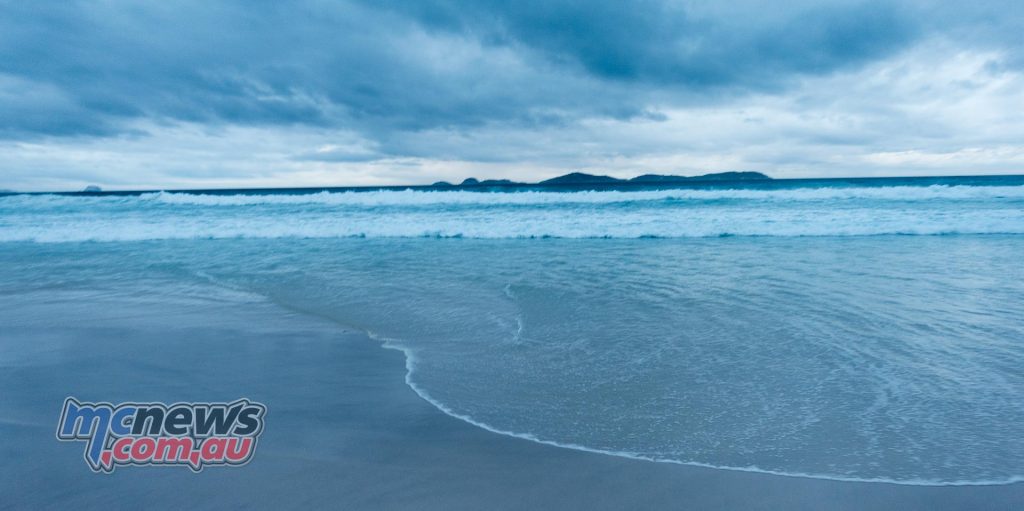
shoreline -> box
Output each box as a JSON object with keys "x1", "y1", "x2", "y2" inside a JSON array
[
  {"x1": 384, "y1": 337, "x2": 1024, "y2": 488},
  {"x1": 2, "y1": 284, "x2": 1023, "y2": 509}
]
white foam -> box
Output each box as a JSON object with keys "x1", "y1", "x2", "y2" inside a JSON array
[
  {"x1": 367, "y1": 332, "x2": 1024, "y2": 487},
  {"x1": 142, "y1": 185, "x2": 1024, "y2": 206},
  {"x1": 1, "y1": 186, "x2": 1022, "y2": 242}
]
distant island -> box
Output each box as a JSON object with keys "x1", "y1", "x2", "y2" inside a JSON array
[
  {"x1": 46, "y1": 172, "x2": 771, "y2": 195},
  {"x1": 431, "y1": 171, "x2": 770, "y2": 188}
]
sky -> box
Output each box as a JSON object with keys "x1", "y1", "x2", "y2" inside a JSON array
[{"x1": 1, "y1": 1, "x2": 1023, "y2": 191}]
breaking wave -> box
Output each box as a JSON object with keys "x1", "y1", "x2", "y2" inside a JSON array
[{"x1": 1, "y1": 184, "x2": 1022, "y2": 242}]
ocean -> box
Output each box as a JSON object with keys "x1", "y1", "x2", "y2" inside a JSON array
[{"x1": 2, "y1": 175, "x2": 1023, "y2": 486}]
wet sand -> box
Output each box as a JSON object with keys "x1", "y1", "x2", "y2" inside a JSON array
[{"x1": 1, "y1": 285, "x2": 1021, "y2": 510}]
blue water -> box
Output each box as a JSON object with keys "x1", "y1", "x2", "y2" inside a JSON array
[{"x1": 2, "y1": 176, "x2": 1023, "y2": 484}]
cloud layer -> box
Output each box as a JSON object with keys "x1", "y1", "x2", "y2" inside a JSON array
[{"x1": 1, "y1": 0, "x2": 1022, "y2": 190}]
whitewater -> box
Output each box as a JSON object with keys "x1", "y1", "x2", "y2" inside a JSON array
[{"x1": 2, "y1": 182, "x2": 1024, "y2": 242}]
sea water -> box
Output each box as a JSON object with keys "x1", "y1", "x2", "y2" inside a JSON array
[{"x1": 2, "y1": 176, "x2": 1023, "y2": 484}]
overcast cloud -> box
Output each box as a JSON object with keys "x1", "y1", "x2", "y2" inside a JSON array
[{"x1": 1, "y1": 0, "x2": 1022, "y2": 190}]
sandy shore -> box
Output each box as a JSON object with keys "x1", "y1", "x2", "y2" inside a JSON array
[{"x1": 1, "y1": 284, "x2": 1021, "y2": 510}]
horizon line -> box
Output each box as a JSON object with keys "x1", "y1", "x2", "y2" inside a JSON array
[{"x1": 4, "y1": 172, "x2": 1024, "y2": 195}]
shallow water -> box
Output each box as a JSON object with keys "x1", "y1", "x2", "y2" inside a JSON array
[{"x1": 2, "y1": 178, "x2": 1023, "y2": 484}]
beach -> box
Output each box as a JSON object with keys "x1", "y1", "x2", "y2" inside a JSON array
[
  {"x1": 6, "y1": 0, "x2": 1024, "y2": 507},
  {"x1": 2, "y1": 279, "x2": 1022, "y2": 510}
]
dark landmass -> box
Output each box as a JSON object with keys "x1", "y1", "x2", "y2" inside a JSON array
[
  {"x1": 540, "y1": 172, "x2": 624, "y2": 185},
  {"x1": 477, "y1": 179, "x2": 518, "y2": 186},
  {"x1": 81, "y1": 185, "x2": 103, "y2": 192},
  {"x1": 629, "y1": 171, "x2": 770, "y2": 183},
  {"x1": 434, "y1": 178, "x2": 524, "y2": 187},
  {"x1": 455, "y1": 178, "x2": 517, "y2": 186},
  {"x1": 441, "y1": 171, "x2": 772, "y2": 188}
]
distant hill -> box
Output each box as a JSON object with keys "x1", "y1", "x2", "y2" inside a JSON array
[
  {"x1": 630, "y1": 171, "x2": 771, "y2": 183},
  {"x1": 539, "y1": 171, "x2": 772, "y2": 185},
  {"x1": 442, "y1": 178, "x2": 520, "y2": 187},
  {"x1": 477, "y1": 179, "x2": 517, "y2": 186},
  {"x1": 436, "y1": 171, "x2": 771, "y2": 188},
  {"x1": 539, "y1": 172, "x2": 623, "y2": 185}
]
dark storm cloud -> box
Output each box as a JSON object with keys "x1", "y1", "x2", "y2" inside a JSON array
[
  {"x1": 0, "y1": 0, "x2": 923, "y2": 141},
  {"x1": 0, "y1": 0, "x2": 1021, "y2": 171},
  {"x1": 367, "y1": 0, "x2": 917, "y2": 85},
  {"x1": 0, "y1": 0, "x2": 633, "y2": 140}
]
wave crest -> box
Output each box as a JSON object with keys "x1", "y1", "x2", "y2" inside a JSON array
[{"x1": 1, "y1": 184, "x2": 1022, "y2": 242}]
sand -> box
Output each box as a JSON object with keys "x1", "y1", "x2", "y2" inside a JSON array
[{"x1": 1, "y1": 285, "x2": 1021, "y2": 510}]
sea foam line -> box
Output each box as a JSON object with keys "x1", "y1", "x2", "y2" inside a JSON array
[
  {"x1": 140, "y1": 185, "x2": 1024, "y2": 205},
  {"x1": 367, "y1": 331, "x2": 1024, "y2": 488},
  {"x1": 184, "y1": 269, "x2": 1024, "y2": 488}
]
